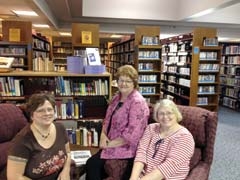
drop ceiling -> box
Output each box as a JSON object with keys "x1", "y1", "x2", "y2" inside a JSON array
[{"x1": 1, "y1": 0, "x2": 240, "y2": 41}]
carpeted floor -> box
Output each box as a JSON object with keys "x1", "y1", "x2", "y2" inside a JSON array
[{"x1": 209, "y1": 106, "x2": 240, "y2": 180}]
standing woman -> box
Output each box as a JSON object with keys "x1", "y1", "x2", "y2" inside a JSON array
[
  {"x1": 86, "y1": 65, "x2": 150, "y2": 180},
  {"x1": 7, "y1": 93, "x2": 71, "y2": 180},
  {"x1": 130, "y1": 99, "x2": 195, "y2": 180}
]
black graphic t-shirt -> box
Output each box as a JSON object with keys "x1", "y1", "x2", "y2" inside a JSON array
[{"x1": 9, "y1": 122, "x2": 68, "y2": 180}]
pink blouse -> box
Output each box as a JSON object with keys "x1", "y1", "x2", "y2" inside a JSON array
[
  {"x1": 101, "y1": 90, "x2": 149, "y2": 159},
  {"x1": 135, "y1": 123, "x2": 195, "y2": 180}
]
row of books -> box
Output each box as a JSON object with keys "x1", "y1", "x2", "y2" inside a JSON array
[
  {"x1": 0, "y1": 47, "x2": 26, "y2": 56},
  {"x1": 199, "y1": 52, "x2": 218, "y2": 60},
  {"x1": 222, "y1": 56, "x2": 240, "y2": 65},
  {"x1": 139, "y1": 75, "x2": 157, "y2": 83},
  {"x1": 55, "y1": 77, "x2": 109, "y2": 96},
  {"x1": 32, "y1": 38, "x2": 50, "y2": 51},
  {"x1": 67, "y1": 127, "x2": 99, "y2": 147},
  {"x1": 0, "y1": 77, "x2": 24, "y2": 96},
  {"x1": 199, "y1": 64, "x2": 219, "y2": 71},
  {"x1": 225, "y1": 87, "x2": 240, "y2": 98},
  {"x1": 141, "y1": 36, "x2": 159, "y2": 45},
  {"x1": 203, "y1": 37, "x2": 218, "y2": 46},
  {"x1": 224, "y1": 45, "x2": 240, "y2": 55},
  {"x1": 138, "y1": 51, "x2": 160, "y2": 59},
  {"x1": 55, "y1": 98, "x2": 85, "y2": 119},
  {"x1": 139, "y1": 86, "x2": 156, "y2": 94},
  {"x1": 221, "y1": 77, "x2": 240, "y2": 87},
  {"x1": 198, "y1": 75, "x2": 216, "y2": 83},
  {"x1": 197, "y1": 97, "x2": 208, "y2": 105},
  {"x1": 224, "y1": 66, "x2": 240, "y2": 76},
  {"x1": 111, "y1": 40, "x2": 134, "y2": 53},
  {"x1": 32, "y1": 57, "x2": 53, "y2": 72},
  {"x1": 198, "y1": 86, "x2": 215, "y2": 94},
  {"x1": 222, "y1": 97, "x2": 240, "y2": 109},
  {"x1": 138, "y1": 63, "x2": 154, "y2": 71}
]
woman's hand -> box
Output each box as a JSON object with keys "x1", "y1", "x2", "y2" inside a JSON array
[
  {"x1": 57, "y1": 170, "x2": 70, "y2": 180},
  {"x1": 99, "y1": 131, "x2": 109, "y2": 148}
]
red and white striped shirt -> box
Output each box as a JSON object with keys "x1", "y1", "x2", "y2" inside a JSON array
[{"x1": 134, "y1": 123, "x2": 195, "y2": 180}]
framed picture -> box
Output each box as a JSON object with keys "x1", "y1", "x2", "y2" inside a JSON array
[{"x1": 0, "y1": 57, "x2": 14, "y2": 68}]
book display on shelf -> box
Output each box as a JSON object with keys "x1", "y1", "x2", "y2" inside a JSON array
[
  {"x1": 161, "y1": 28, "x2": 221, "y2": 111},
  {"x1": 86, "y1": 48, "x2": 101, "y2": 65},
  {"x1": 219, "y1": 42, "x2": 240, "y2": 111},
  {"x1": 134, "y1": 26, "x2": 162, "y2": 103}
]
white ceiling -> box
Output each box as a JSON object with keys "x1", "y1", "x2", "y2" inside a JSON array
[{"x1": 1, "y1": 0, "x2": 240, "y2": 41}]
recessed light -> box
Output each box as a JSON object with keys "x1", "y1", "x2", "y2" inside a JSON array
[
  {"x1": 59, "y1": 32, "x2": 72, "y2": 36},
  {"x1": 12, "y1": 10, "x2": 38, "y2": 16},
  {"x1": 33, "y1": 24, "x2": 50, "y2": 28}
]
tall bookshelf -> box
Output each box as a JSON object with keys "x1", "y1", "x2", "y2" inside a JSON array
[
  {"x1": 1, "y1": 20, "x2": 51, "y2": 71},
  {"x1": 32, "y1": 34, "x2": 51, "y2": 71},
  {"x1": 108, "y1": 36, "x2": 135, "y2": 78},
  {"x1": 52, "y1": 36, "x2": 72, "y2": 72},
  {"x1": 161, "y1": 28, "x2": 221, "y2": 111},
  {"x1": 134, "y1": 26, "x2": 162, "y2": 103},
  {"x1": 219, "y1": 42, "x2": 240, "y2": 111}
]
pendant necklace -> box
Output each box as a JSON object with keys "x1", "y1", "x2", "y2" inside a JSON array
[{"x1": 32, "y1": 124, "x2": 50, "y2": 140}]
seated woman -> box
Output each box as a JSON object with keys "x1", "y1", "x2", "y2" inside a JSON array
[
  {"x1": 7, "y1": 93, "x2": 71, "y2": 180},
  {"x1": 130, "y1": 99, "x2": 195, "y2": 180}
]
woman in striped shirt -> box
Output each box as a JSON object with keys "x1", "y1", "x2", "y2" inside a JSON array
[{"x1": 130, "y1": 99, "x2": 195, "y2": 180}]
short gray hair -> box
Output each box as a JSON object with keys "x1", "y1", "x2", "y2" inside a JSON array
[{"x1": 153, "y1": 99, "x2": 182, "y2": 122}]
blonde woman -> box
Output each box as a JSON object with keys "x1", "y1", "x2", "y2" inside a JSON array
[{"x1": 130, "y1": 99, "x2": 195, "y2": 180}]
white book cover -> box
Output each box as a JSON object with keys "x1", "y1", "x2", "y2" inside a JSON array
[
  {"x1": 86, "y1": 48, "x2": 101, "y2": 65},
  {"x1": 71, "y1": 150, "x2": 91, "y2": 166}
]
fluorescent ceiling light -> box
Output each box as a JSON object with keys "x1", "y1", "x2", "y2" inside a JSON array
[
  {"x1": 33, "y1": 24, "x2": 50, "y2": 28},
  {"x1": 188, "y1": 8, "x2": 215, "y2": 19},
  {"x1": 12, "y1": 10, "x2": 38, "y2": 16},
  {"x1": 59, "y1": 32, "x2": 72, "y2": 36},
  {"x1": 111, "y1": 34, "x2": 123, "y2": 38},
  {"x1": 160, "y1": 34, "x2": 177, "y2": 39}
]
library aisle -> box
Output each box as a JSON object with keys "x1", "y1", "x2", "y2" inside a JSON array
[{"x1": 209, "y1": 106, "x2": 240, "y2": 180}]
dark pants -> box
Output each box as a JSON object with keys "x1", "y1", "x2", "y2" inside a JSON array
[{"x1": 85, "y1": 150, "x2": 134, "y2": 180}]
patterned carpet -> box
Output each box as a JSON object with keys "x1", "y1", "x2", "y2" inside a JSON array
[{"x1": 209, "y1": 106, "x2": 240, "y2": 180}]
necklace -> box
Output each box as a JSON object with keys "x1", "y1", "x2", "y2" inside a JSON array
[{"x1": 32, "y1": 124, "x2": 51, "y2": 140}]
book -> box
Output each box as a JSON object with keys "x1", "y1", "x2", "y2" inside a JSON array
[
  {"x1": 0, "y1": 57, "x2": 14, "y2": 69},
  {"x1": 86, "y1": 48, "x2": 101, "y2": 65},
  {"x1": 71, "y1": 150, "x2": 91, "y2": 166}
]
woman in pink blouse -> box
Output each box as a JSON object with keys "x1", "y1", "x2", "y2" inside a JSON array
[
  {"x1": 86, "y1": 65, "x2": 150, "y2": 180},
  {"x1": 130, "y1": 99, "x2": 195, "y2": 180}
]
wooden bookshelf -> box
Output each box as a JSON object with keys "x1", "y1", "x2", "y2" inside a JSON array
[
  {"x1": 52, "y1": 36, "x2": 72, "y2": 72},
  {"x1": 219, "y1": 42, "x2": 240, "y2": 111},
  {"x1": 161, "y1": 27, "x2": 221, "y2": 111},
  {"x1": 108, "y1": 36, "x2": 135, "y2": 78},
  {"x1": 134, "y1": 26, "x2": 162, "y2": 103}
]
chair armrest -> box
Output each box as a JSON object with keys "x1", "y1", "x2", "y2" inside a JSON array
[{"x1": 186, "y1": 162, "x2": 210, "y2": 180}]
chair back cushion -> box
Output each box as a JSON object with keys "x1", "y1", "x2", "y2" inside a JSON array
[{"x1": 0, "y1": 103, "x2": 28, "y2": 143}]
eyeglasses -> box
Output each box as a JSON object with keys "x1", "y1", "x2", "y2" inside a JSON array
[
  {"x1": 152, "y1": 138, "x2": 164, "y2": 158},
  {"x1": 35, "y1": 108, "x2": 54, "y2": 114},
  {"x1": 117, "y1": 79, "x2": 133, "y2": 84},
  {"x1": 158, "y1": 111, "x2": 174, "y2": 117}
]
